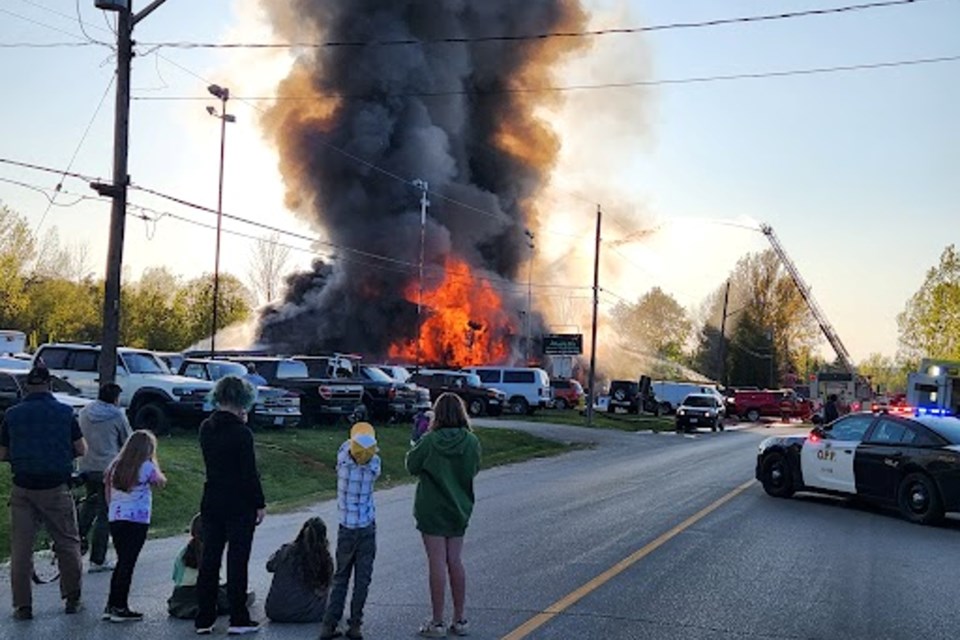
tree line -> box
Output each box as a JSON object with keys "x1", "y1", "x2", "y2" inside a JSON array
[
  {"x1": 1, "y1": 205, "x2": 255, "y2": 352},
  {"x1": 608, "y1": 244, "x2": 960, "y2": 393}
]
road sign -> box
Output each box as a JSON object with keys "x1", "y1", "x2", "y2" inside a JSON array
[{"x1": 543, "y1": 334, "x2": 583, "y2": 356}]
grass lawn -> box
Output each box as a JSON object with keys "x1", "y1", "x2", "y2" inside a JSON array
[
  {"x1": 493, "y1": 408, "x2": 676, "y2": 433},
  {"x1": 0, "y1": 423, "x2": 571, "y2": 561}
]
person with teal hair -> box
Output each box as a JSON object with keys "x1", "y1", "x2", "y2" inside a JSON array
[{"x1": 194, "y1": 376, "x2": 265, "y2": 636}]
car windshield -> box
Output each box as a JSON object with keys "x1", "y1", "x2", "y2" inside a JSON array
[
  {"x1": 362, "y1": 366, "x2": 393, "y2": 383},
  {"x1": 15, "y1": 373, "x2": 82, "y2": 396},
  {"x1": 683, "y1": 395, "x2": 715, "y2": 408},
  {"x1": 465, "y1": 374, "x2": 483, "y2": 388},
  {"x1": 209, "y1": 362, "x2": 248, "y2": 380},
  {"x1": 919, "y1": 416, "x2": 960, "y2": 444},
  {"x1": 121, "y1": 352, "x2": 166, "y2": 374}
]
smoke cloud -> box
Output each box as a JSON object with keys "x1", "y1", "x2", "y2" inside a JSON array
[{"x1": 256, "y1": 0, "x2": 588, "y2": 362}]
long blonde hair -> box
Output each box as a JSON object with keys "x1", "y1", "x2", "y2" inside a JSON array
[{"x1": 111, "y1": 430, "x2": 157, "y2": 492}]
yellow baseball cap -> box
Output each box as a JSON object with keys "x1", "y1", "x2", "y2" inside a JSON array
[{"x1": 349, "y1": 422, "x2": 378, "y2": 465}]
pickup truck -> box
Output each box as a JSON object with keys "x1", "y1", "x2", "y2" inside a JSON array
[
  {"x1": 733, "y1": 388, "x2": 813, "y2": 423},
  {"x1": 225, "y1": 356, "x2": 363, "y2": 425},
  {"x1": 294, "y1": 356, "x2": 428, "y2": 421},
  {"x1": 176, "y1": 358, "x2": 302, "y2": 429}
]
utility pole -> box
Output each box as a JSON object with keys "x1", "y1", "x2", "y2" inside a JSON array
[
  {"x1": 718, "y1": 279, "x2": 730, "y2": 387},
  {"x1": 586, "y1": 206, "x2": 602, "y2": 427},
  {"x1": 524, "y1": 229, "x2": 535, "y2": 363},
  {"x1": 206, "y1": 85, "x2": 235, "y2": 357},
  {"x1": 94, "y1": 0, "x2": 170, "y2": 386},
  {"x1": 412, "y1": 179, "x2": 429, "y2": 372}
]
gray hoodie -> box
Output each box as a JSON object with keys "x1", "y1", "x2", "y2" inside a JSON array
[{"x1": 78, "y1": 400, "x2": 133, "y2": 473}]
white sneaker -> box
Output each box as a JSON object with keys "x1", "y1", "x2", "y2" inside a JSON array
[{"x1": 89, "y1": 561, "x2": 115, "y2": 573}]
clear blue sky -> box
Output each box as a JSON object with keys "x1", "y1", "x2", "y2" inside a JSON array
[{"x1": 1, "y1": 0, "x2": 958, "y2": 360}]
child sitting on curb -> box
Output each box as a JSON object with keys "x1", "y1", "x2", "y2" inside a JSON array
[{"x1": 265, "y1": 516, "x2": 334, "y2": 623}]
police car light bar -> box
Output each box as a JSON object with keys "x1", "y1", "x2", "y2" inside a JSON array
[{"x1": 915, "y1": 407, "x2": 953, "y2": 417}]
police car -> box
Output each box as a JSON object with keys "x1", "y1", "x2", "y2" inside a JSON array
[{"x1": 756, "y1": 410, "x2": 960, "y2": 524}]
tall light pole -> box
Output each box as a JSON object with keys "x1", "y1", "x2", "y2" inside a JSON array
[
  {"x1": 206, "y1": 84, "x2": 235, "y2": 357},
  {"x1": 524, "y1": 229, "x2": 535, "y2": 363},
  {"x1": 93, "y1": 0, "x2": 171, "y2": 386},
  {"x1": 412, "y1": 179, "x2": 429, "y2": 371}
]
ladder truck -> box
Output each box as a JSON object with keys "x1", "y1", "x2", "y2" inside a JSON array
[{"x1": 759, "y1": 224, "x2": 871, "y2": 408}]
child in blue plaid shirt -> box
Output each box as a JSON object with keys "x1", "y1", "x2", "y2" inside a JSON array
[{"x1": 320, "y1": 422, "x2": 381, "y2": 640}]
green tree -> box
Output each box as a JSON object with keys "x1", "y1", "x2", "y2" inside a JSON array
[
  {"x1": 857, "y1": 352, "x2": 909, "y2": 395},
  {"x1": 122, "y1": 267, "x2": 191, "y2": 350},
  {"x1": 176, "y1": 274, "x2": 255, "y2": 347},
  {"x1": 897, "y1": 245, "x2": 960, "y2": 361},
  {"x1": 610, "y1": 287, "x2": 691, "y2": 361},
  {"x1": 20, "y1": 278, "x2": 101, "y2": 344},
  {"x1": 0, "y1": 205, "x2": 35, "y2": 325}
]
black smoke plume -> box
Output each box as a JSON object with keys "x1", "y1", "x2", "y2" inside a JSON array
[{"x1": 257, "y1": 0, "x2": 587, "y2": 363}]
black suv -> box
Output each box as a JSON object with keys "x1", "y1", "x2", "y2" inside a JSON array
[
  {"x1": 608, "y1": 379, "x2": 660, "y2": 415},
  {"x1": 409, "y1": 370, "x2": 505, "y2": 417}
]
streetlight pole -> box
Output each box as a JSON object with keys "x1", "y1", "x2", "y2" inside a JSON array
[
  {"x1": 524, "y1": 229, "x2": 535, "y2": 363},
  {"x1": 94, "y1": 0, "x2": 171, "y2": 386},
  {"x1": 412, "y1": 179, "x2": 429, "y2": 371},
  {"x1": 206, "y1": 85, "x2": 235, "y2": 357}
]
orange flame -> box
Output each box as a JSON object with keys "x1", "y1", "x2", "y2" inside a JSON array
[{"x1": 389, "y1": 258, "x2": 515, "y2": 367}]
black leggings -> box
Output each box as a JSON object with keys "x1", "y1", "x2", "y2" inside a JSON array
[{"x1": 107, "y1": 520, "x2": 149, "y2": 610}]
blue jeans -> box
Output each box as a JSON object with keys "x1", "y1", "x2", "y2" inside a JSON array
[{"x1": 323, "y1": 523, "x2": 376, "y2": 628}]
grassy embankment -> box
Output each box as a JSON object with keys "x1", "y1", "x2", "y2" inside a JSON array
[
  {"x1": 493, "y1": 407, "x2": 676, "y2": 432},
  {"x1": 0, "y1": 424, "x2": 571, "y2": 561}
]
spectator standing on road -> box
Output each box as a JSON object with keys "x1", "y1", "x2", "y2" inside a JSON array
[
  {"x1": 103, "y1": 430, "x2": 167, "y2": 622},
  {"x1": 406, "y1": 392, "x2": 481, "y2": 638},
  {"x1": 824, "y1": 394, "x2": 840, "y2": 424},
  {"x1": 78, "y1": 382, "x2": 133, "y2": 574},
  {"x1": 320, "y1": 422, "x2": 381, "y2": 640},
  {"x1": 243, "y1": 364, "x2": 267, "y2": 387},
  {"x1": 195, "y1": 375, "x2": 265, "y2": 636},
  {"x1": 0, "y1": 365, "x2": 87, "y2": 620},
  {"x1": 265, "y1": 516, "x2": 334, "y2": 623},
  {"x1": 168, "y1": 513, "x2": 245, "y2": 619}
]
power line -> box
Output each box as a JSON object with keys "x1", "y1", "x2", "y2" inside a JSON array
[
  {"x1": 138, "y1": 0, "x2": 932, "y2": 50},
  {"x1": 0, "y1": 7, "x2": 91, "y2": 41},
  {"x1": 0, "y1": 41, "x2": 100, "y2": 48}
]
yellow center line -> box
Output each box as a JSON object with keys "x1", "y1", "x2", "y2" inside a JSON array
[{"x1": 500, "y1": 478, "x2": 756, "y2": 640}]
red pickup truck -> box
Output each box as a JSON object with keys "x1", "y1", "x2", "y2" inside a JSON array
[{"x1": 733, "y1": 389, "x2": 813, "y2": 422}]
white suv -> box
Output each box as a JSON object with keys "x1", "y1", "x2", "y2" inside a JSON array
[
  {"x1": 462, "y1": 367, "x2": 551, "y2": 415},
  {"x1": 33, "y1": 343, "x2": 214, "y2": 434}
]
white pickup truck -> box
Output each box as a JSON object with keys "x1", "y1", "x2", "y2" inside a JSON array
[{"x1": 34, "y1": 343, "x2": 213, "y2": 434}]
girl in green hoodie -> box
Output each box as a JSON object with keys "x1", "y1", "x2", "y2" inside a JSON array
[{"x1": 406, "y1": 393, "x2": 481, "y2": 638}]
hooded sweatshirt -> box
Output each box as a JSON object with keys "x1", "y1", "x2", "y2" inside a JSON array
[
  {"x1": 199, "y1": 410, "x2": 266, "y2": 517},
  {"x1": 405, "y1": 427, "x2": 481, "y2": 537},
  {"x1": 78, "y1": 400, "x2": 133, "y2": 473}
]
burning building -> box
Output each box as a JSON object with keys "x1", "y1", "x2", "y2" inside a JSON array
[{"x1": 257, "y1": 0, "x2": 588, "y2": 367}]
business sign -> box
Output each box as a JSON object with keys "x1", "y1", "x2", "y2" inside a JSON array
[{"x1": 543, "y1": 334, "x2": 583, "y2": 356}]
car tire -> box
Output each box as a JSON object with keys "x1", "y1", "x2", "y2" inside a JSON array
[
  {"x1": 554, "y1": 398, "x2": 568, "y2": 410},
  {"x1": 509, "y1": 397, "x2": 529, "y2": 415},
  {"x1": 613, "y1": 389, "x2": 626, "y2": 401},
  {"x1": 746, "y1": 408, "x2": 761, "y2": 423},
  {"x1": 133, "y1": 402, "x2": 171, "y2": 436},
  {"x1": 760, "y1": 452, "x2": 794, "y2": 498},
  {"x1": 467, "y1": 399, "x2": 484, "y2": 417},
  {"x1": 897, "y1": 472, "x2": 944, "y2": 525}
]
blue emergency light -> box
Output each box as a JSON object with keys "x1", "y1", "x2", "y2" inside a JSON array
[{"x1": 915, "y1": 407, "x2": 954, "y2": 417}]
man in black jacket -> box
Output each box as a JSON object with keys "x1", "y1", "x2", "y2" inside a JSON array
[{"x1": 194, "y1": 376, "x2": 265, "y2": 636}]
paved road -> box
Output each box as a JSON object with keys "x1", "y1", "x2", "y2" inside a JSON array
[{"x1": 1, "y1": 420, "x2": 957, "y2": 639}]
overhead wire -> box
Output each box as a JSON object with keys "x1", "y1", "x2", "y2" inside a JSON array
[
  {"x1": 139, "y1": 0, "x2": 932, "y2": 49},
  {"x1": 0, "y1": 7, "x2": 92, "y2": 41}
]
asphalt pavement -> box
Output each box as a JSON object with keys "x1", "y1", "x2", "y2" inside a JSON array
[{"x1": 1, "y1": 418, "x2": 957, "y2": 640}]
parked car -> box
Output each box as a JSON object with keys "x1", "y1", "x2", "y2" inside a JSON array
[
  {"x1": 675, "y1": 393, "x2": 725, "y2": 433},
  {"x1": 372, "y1": 364, "x2": 412, "y2": 384},
  {"x1": 176, "y1": 358, "x2": 301, "y2": 429},
  {"x1": 155, "y1": 351, "x2": 185, "y2": 375},
  {"x1": 462, "y1": 366, "x2": 551, "y2": 415},
  {"x1": 409, "y1": 370, "x2": 505, "y2": 417},
  {"x1": 650, "y1": 381, "x2": 724, "y2": 414},
  {"x1": 734, "y1": 388, "x2": 813, "y2": 423},
  {"x1": 550, "y1": 378, "x2": 584, "y2": 410},
  {"x1": 225, "y1": 356, "x2": 363, "y2": 425},
  {"x1": 607, "y1": 380, "x2": 660, "y2": 415},
  {"x1": 33, "y1": 343, "x2": 213, "y2": 434},
  {"x1": 355, "y1": 364, "x2": 429, "y2": 421},
  {"x1": 0, "y1": 368, "x2": 92, "y2": 421}
]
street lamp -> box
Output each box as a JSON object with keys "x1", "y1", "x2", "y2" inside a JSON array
[
  {"x1": 524, "y1": 229, "x2": 535, "y2": 362},
  {"x1": 206, "y1": 84, "x2": 235, "y2": 357}
]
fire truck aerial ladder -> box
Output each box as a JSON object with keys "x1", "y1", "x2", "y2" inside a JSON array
[{"x1": 759, "y1": 223, "x2": 855, "y2": 375}]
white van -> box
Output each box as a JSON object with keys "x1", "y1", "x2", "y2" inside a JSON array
[
  {"x1": 651, "y1": 381, "x2": 724, "y2": 414},
  {"x1": 462, "y1": 367, "x2": 551, "y2": 415}
]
